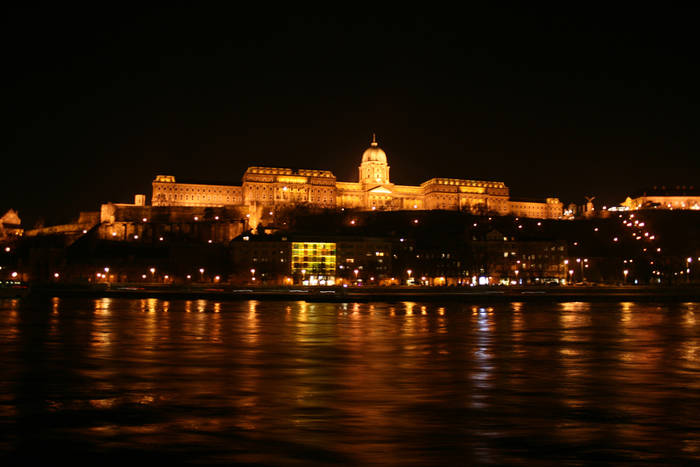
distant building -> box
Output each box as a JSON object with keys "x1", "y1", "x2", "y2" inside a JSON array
[
  {"x1": 622, "y1": 185, "x2": 700, "y2": 211},
  {"x1": 151, "y1": 135, "x2": 564, "y2": 219},
  {"x1": 0, "y1": 209, "x2": 23, "y2": 239}
]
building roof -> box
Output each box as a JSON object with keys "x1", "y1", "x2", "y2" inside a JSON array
[
  {"x1": 361, "y1": 134, "x2": 387, "y2": 164},
  {"x1": 632, "y1": 185, "x2": 699, "y2": 198},
  {"x1": 232, "y1": 231, "x2": 395, "y2": 243}
]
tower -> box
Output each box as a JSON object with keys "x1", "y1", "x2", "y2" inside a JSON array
[{"x1": 358, "y1": 134, "x2": 390, "y2": 185}]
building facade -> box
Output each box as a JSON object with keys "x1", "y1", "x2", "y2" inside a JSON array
[
  {"x1": 231, "y1": 233, "x2": 394, "y2": 285},
  {"x1": 152, "y1": 135, "x2": 563, "y2": 219}
]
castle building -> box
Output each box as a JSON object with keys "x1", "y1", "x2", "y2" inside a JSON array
[
  {"x1": 151, "y1": 136, "x2": 563, "y2": 219},
  {"x1": 621, "y1": 186, "x2": 700, "y2": 211}
]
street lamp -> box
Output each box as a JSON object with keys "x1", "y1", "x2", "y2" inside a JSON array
[
  {"x1": 407, "y1": 269, "x2": 412, "y2": 284},
  {"x1": 250, "y1": 268, "x2": 256, "y2": 283},
  {"x1": 353, "y1": 269, "x2": 359, "y2": 284},
  {"x1": 623, "y1": 269, "x2": 629, "y2": 284}
]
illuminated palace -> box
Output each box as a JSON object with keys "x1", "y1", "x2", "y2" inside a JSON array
[{"x1": 151, "y1": 135, "x2": 563, "y2": 219}]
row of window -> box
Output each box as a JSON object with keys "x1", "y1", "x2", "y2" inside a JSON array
[
  {"x1": 159, "y1": 186, "x2": 237, "y2": 194},
  {"x1": 164, "y1": 194, "x2": 236, "y2": 202}
]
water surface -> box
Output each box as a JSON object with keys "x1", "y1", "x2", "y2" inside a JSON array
[{"x1": 1, "y1": 298, "x2": 699, "y2": 464}]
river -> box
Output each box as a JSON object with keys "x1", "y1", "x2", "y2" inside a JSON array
[{"x1": 1, "y1": 297, "x2": 699, "y2": 464}]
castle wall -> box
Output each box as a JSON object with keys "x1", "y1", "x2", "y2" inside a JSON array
[{"x1": 99, "y1": 204, "x2": 248, "y2": 243}]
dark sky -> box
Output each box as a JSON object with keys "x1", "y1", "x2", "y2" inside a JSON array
[{"x1": 2, "y1": 6, "x2": 699, "y2": 226}]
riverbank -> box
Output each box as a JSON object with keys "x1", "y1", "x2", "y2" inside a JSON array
[{"x1": 19, "y1": 283, "x2": 700, "y2": 303}]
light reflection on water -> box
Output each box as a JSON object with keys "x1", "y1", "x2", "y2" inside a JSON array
[{"x1": 1, "y1": 298, "x2": 700, "y2": 464}]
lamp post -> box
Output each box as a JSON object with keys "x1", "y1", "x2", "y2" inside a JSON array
[
  {"x1": 687, "y1": 257, "x2": 693, "y2": 283},
  {"x1": 353, "y1": 268, "x2": 359, "y2": 284},
  {"x1": 406, "y1": 269, "x2": 412, "y2": 285},
  {"x1": 576, "y1": 258, "x2": 582, "y2": 282},
  {"x1": 623, "y1": 269, "x2": 629, "y2": 285},
  {"x1": 250, "y1": 268, "x2": 256, "y2": 283}
]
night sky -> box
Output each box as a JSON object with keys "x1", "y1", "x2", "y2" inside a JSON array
[{"x1": 3, "y1": 6, "x2": 699, "y2": 226}]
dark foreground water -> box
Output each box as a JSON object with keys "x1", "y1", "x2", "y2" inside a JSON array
[{"x1": 1, "y1": 298, "x2": 700, "y2": 465}]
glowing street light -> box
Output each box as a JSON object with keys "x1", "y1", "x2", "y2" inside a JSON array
[{"x1": 623, "y1": 269, "x2": 629, "y2": 284}]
